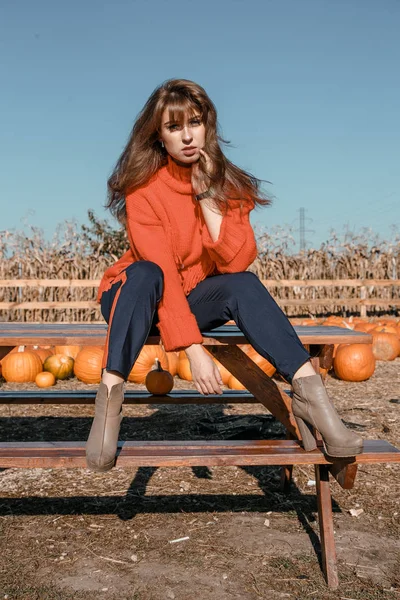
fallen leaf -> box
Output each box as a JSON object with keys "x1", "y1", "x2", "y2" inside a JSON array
[{"x1": 349, "y1": 508, "x2": 364, "y2": 517}]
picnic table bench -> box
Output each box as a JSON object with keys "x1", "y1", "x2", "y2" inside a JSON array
[{"x1": 1, "y1": 322, "x2": 399, "y2": 589}]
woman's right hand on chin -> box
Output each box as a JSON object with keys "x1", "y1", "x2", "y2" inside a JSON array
[{"x1": 184, "y1": 344, "x2": 223, "y2": 395}]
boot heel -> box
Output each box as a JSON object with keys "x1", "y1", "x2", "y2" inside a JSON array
[{"x1": 294, "y1": 415, "x2": 317, "y2": 451}]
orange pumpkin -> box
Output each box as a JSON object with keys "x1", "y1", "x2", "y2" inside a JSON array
[
  {"x1": 354, "y1": 323, "x2": 376, "y2": 333},
  {"x1": 10, "y1": 345, "x2": 53, "y2": 364},
  {"x1": 166, "y1": 351, "x2": 179, "y2": 377},
  {"x1": 239, "y1": 345, "x2": 276, "y2": 377},
  {"x1": 323, "y1": 316, "x2": 346, "y2": 326},
  {"x1": 55, "y1": 345, "x2": 82, "y2": 359},
  {"x1": 333, "y1": 343, "x2": 376, "y2": 381},
  {"x1": 128, "y1": 345, "x2": 168, "y2": 383},
  {"x1": 371, "y1": 331, "x2": 400, "y2": 361},
  {"x1": 145, "y1": 358, "x2": 174, "y2": 394},
  {"x1": 376, "y1": 319, "x2": 399, "y2": 328},
  {"x1": 32, "y1": 347, "x2": 54, "y2": 364},
  {"x1": 176, "y1": 349, "x2": 230, "y2": 384},
  {"x1": 213, "y1": 359, "x2": 231, "y2": 385},
  {"x1": 300, "y1": 318, "x2": 322, "y2": 326},
  {"x1": 177, "y1": 351, "x2": 193, "y2": 381},
  {"x1": 74, "y1": 346, "x2": 104, "y2": 384},
  {"x1": 2, "y1": 350, "x2": 43, "y2": 383},
  {"x1": 202, "y1": 348, "x2": 232, "y2": 385},
  {"x1": 35, "y1": 371, "x2": 56, "y2": 388},
  {"x1": 373, "y1": 324, "x2": 400, "y2": 339},
  {"x1": 228, "y1": 374, "x2": 246, "y2": 390}
]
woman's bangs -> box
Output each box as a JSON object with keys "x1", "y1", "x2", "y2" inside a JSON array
[{"x1": 164, "y1": 99, "x2": 203, "y2": 125}]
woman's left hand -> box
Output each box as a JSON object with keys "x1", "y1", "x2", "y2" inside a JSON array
[{"x1": 191, "y1": 148, "x2": 214, "y2": 195}]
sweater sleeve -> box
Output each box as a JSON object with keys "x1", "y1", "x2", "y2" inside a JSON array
[
  {"x1": 201, "y1": 198, "x2": 258, "y2": 273},
  {"x1": 126, "y1": 191, "x2": 204, "y2": 351}
]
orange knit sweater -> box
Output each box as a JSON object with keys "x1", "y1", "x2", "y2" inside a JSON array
[{"x1": 97, "y1": 155, "x2": 258, "y2": 351}]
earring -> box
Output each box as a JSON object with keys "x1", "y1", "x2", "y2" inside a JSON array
[{"x1": 160, "y1": 140, "x2": 164, "y2": 148}]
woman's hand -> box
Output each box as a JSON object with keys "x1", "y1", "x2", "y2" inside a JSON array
[
  {"x1": 184, "y1": 343, "x2": 223, "y2": 395},
  {"x1": 191, "y1": 148, "x2": 214, "y2": 195}
]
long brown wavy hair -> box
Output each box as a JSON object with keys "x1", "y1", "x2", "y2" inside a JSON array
[{"x1": 107, "y1": 78, "x2": 271, "y2": 224}]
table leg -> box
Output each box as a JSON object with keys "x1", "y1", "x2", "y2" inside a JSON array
[
  {"x1": 280, "y1": 431, "x2": 296, "y2": 492},
  {"x1": 311, "y1": 353, "x2": 359, "y2": 490},
  {"x1": 309, "y1": 344, "x2": 334, "y2": 380},
  {"x1": 315, "y1": 464, "x2": 339, "y2": 589},
  {"x1": 204, "y1": 344, "x2": 300, "y2": 438},
  {"x1": 205, "y1": 343, "x2": 302, "y2": 495},
  {"x1": 0, "y1": 346, "x2": 14, "y2": 362}
]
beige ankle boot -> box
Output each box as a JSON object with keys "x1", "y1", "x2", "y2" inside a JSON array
[
  {"x1": 291, "y1": 374, "x2": 363, "y2": 458},
  {"x1": 85, "y1": 381, "x2": 124, "y2": 472}
]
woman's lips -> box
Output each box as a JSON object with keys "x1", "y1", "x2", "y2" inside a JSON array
[{"x1": 182, "y1": 147, "x2": 197, "y2": 155}]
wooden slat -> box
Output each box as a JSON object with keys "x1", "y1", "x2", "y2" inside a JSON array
[
  {"x1": 0, "y1": 439, "x2": 398, "y2": 469},
  {"x1": 277, "y1": 299, "x2": 400, "y2": 307},
  {"x1": 2, "y1": 299, "x2": 400, "y2": 311},
  {"x1": 0, "y1": 389, "x2": 257, "y2": 405},
  {"x1": 265, "y1": 279, "x2": 400, "y2": 288},
  {"x1": 1, "y1": 278, "x2": 399, "y2": 288},
  {"x1": 0, "y1": 324, "x2": 373, "y2": 347},
  {"x1": 0, "y1": 279, "x2": 101, "y2": 287},
  {"x1": 0, "y1": 302, "x2": 99, "y2": 310}
]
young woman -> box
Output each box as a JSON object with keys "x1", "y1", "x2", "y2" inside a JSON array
[{"x1": 86, "y1": 78, "x2": 363, "y2": 472}]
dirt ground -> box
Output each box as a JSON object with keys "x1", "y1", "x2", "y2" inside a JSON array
[{"x1": 0, "y1": 360, "x2": 399, "y2": 600}]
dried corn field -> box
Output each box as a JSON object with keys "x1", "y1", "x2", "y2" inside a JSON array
[{"x1": 1, "y1": 219, "x2": 400, "y2": 322}]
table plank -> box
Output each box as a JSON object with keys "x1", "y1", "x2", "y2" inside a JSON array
[
  {"x1": 0, "y1": 324, "x2": 372, "y2": 346},
  {"x1": 0, "y1": 389, "x2": 257, "y2": 405},
  {"x1": 0, "y1": 439, "x2": 398, "y2": 469}
]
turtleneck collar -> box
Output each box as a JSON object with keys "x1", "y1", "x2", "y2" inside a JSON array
[{"x1": 158, "y1": 154, "x2": 194, "y2": 194}]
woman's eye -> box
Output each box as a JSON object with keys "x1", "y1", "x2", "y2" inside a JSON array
[{"x1": 167, "y1": 118, "x2": 201, "y2": 131}]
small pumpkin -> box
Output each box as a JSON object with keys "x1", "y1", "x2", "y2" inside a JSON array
[
  {"x1": 35, "y1": 371, "x2": 56, "y2": 388},
  {"x1": 2, "y1": 350, "x2": 43, "y2": 383},
  {"x1": 43, "y1": 354, "x2": 74, "y2": 380},
  {"x1": 74, "y1": 346, "x2": 104, "y2": 384},
  {"x1": 333, "y1": 343, "x2": 376, "y2": 381},
  {"x1": 145, "y1": 358, "x2": 174, "y2": 395}
]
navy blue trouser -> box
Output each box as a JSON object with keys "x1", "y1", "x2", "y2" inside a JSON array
[{"x1": 100, "y1": 261, "x2": 310, "y2": 383}]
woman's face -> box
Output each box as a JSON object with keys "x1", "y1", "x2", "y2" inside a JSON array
[{"x1": 159, "y1": 107, "x2": 206, "y2": 165}]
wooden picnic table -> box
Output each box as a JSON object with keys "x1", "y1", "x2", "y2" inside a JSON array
[{"x1": 0, "y1": 322, "x2": 399, "y2": 589}]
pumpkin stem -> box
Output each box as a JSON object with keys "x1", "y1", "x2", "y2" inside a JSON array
[{"x1": 154, "y1": 358, "x2": 163, "y2": 371}]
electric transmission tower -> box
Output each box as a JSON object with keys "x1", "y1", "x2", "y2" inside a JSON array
[{"x1": 295, "y1": 208, "x2": 315, "y2": 252}]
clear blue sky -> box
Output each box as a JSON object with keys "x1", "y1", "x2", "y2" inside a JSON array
[{"x1": 1, "y1": 0, "x2": 399, "y2": 251}]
